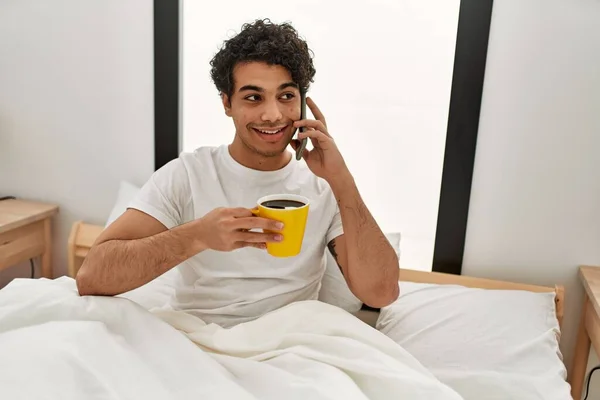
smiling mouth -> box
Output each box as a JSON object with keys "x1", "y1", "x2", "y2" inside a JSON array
[
  {"x1": 251, "y1": 126, "x2": 289, "y2": 143},
  {"x1": 253, "y1": 127, "x2": 286, "y2": 135}
]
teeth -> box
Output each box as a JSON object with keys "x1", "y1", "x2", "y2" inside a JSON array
[{"x1": 257, "y1": 128, "x2": 283, "y2": 134}]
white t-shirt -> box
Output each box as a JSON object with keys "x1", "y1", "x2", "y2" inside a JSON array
[{"x1": 128, "y1": 144, "x2": 344, "y2": 327}]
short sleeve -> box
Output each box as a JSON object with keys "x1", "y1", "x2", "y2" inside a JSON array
[
  {"x1": 127, "y1": 158, "x2": 190, "y2": 229},
  {"x1": 326, "y1": 205, "x2": 344, "y2": 244}
]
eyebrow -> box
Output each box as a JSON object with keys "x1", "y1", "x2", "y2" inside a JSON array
[{"x1": 238, "y1": 81, "x2": 299, "y2": 93}]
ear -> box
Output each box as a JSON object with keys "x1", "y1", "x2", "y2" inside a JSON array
[{"x1": 221, "y1": 93, "x2": 232, "y2": 117}]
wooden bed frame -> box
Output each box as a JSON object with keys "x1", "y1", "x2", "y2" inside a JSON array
[{"x1": 67, "y1": 220, "x2": 565, "y2": 327}]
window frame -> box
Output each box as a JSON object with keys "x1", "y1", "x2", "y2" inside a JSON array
[{"x1": 152, "y1": 0, "x2": 494, "y2": 275}]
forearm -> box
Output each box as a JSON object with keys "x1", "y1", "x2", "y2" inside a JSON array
[
  {"x1": 330, "y1": 173, "x2": 400, "y2": 305},
  {"x1": 76, "y1": 221, "x2": 206, "y2": 296}
]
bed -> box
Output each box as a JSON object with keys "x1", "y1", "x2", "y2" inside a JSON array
[
  {"x1": 0, "y1": 217, "x2": 573, "y2": 399},
  {"x1": 63, "y1": 219, "x2": 573, "y2": 398}
]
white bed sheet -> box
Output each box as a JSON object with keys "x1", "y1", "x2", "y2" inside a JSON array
[{"x1": 0, "y1": 277, "x2": 463, "y2": 400}]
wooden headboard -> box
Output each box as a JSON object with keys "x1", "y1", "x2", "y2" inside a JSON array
[
  {"x1": 66, "y1": 221, "x2": 565, "y2": 327},
  {"x1": 67, "y1": 221, "x2": 104, "y2": 278},
  {"x1": 399, "y1": 268, "x2": 564, "y2": 327}
]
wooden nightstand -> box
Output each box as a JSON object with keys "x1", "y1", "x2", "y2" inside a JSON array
[
  {"x1": 0, "y1": 199, "x2": 59, "y2": 279},
  {"x1": 570, "y1": 265, "x2": 600, "y2": 399}
]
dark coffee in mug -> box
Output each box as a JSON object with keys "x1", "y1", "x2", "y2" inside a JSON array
[{"x1": 261, "y1": 199, "x2": 306, "y2": 209}]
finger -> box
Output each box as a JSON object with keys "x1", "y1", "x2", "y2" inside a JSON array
[
  {"x1": 306, "y1": 97, "x2": 327, "y2": 128},
  {"x1": 234, "y1": 242, "x2": 267, "y2": 250},
  {"x1": 235, "y1": 216, "x2": 284, "y2": 231},
  {"x1": 229, "y1": 207, "x2": 255, "y2": 218},
  {"x1": 293, "y1": 119, "x2": 327, "y2": 135},
  {"x1": 290, "y1": 138, "x2": 310, "y2": 153},
  {"x1": 298, "y1": 129, "x2": 332, "y2": 144},
  {"x1": 249, "y1": 243, "x2": 267, "y2": 250},
  {"x1": 301, "y1": 147, "x2": 310, "y2": 161},
  {"x1": 237, "y1": 231, "x2": 283, "y2": 243}
]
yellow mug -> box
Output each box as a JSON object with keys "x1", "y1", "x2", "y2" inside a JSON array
[{"x1": 251, "y1": 194, "x2": 310, "y2": 257}]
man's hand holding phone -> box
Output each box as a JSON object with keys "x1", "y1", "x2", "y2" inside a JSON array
[{"x1": 290, "y1": 96, "x2": 350, "y2": 186}]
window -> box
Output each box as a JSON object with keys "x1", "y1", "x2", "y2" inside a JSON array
[{"x1": 153, "y1": 0, "x2": 494, "y2": 274}]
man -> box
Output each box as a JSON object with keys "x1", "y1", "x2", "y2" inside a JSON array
[{"x1": 76, "y1": 19, "x2": 399, "y2": 327}]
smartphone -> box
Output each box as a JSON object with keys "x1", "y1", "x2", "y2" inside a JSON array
[{"x1": 295, "y1": 88, "x2": 308, "y2": 161}]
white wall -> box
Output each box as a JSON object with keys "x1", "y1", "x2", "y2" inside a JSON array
[
  {"x1": 0, "y1": 0, "x2": 154, "y2": 286},
  {"x1": 463, "y1": 0, "x2": 600, "y2": 395}
]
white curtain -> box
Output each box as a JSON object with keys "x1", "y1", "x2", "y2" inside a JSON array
[{"x1": 181, "y1": 0, "x2": 461, "y2": 270}]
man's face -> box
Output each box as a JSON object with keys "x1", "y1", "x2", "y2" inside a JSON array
[{"x1": 222, "y1": 62, "x2": 301, "y2": 158}]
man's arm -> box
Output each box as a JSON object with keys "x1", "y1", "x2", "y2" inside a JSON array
[
  {"x1": 76, "y1": 207, "x2": 285, "y2": 297},
  {"x1": 76, "y1": 209, "x2": 207, "y2": 296},
  {"x1": 290, "y1": 96, "x2": 399, "y2": 307},
  {"x1": 327, "y1": 174, "x2": 400, "y2": 308}
]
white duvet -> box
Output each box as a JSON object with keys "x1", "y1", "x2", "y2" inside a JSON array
[{"x1": 0, "y1": 277, "x2": 463, "y2": 400}]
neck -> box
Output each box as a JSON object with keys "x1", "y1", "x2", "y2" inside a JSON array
[{"x1": 228, "y1": 138, "x2": 292, "y2": 171}]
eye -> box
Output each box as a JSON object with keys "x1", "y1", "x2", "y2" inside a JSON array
[
  {"x1": 280, "y1": 92, "x2": 295, "y2": 101},
  {"x1": 244, "y1": 94, "x2": 261, "y2": 101}
]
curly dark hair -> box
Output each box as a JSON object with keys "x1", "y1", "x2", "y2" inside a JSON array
[{"x1": 209, "y1": 18, "x2": 316, "y2": 98}]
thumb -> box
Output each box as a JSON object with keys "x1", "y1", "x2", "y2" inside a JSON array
[{"x1": 302, "y1": 148, "x2": 310, "y2": 161}]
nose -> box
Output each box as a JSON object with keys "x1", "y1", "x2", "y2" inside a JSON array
[{"x1": 260, "y1": 99, "x2": 283, "y2": 123}]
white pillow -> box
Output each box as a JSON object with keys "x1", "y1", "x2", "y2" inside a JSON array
[
  {"x1": 105, "y1": 180, "x2": 142, "y2": 227},
  {"x1": 377, "y1": 281, "x2": 570, "y2": 400},
  {"x1": 318, "y1": 232, "x2": 401, "y2": 313}
]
